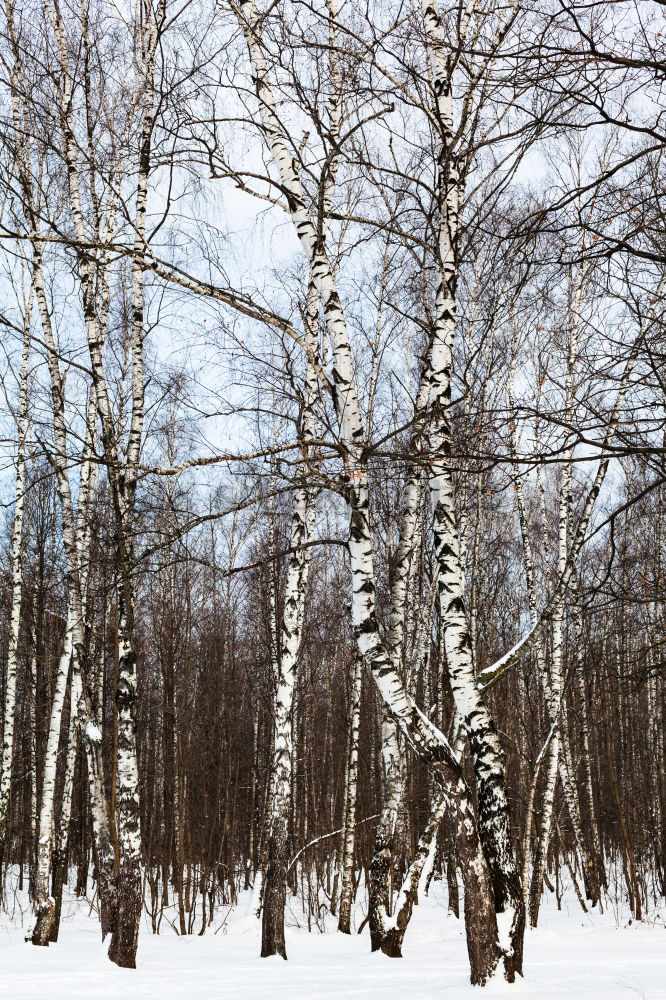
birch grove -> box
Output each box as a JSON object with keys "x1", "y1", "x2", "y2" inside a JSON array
[{"x1": 0, "y1": 0, "x2": 664, "y2": 989}]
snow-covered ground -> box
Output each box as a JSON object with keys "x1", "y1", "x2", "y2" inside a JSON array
[{"x1": 1, "y1": 877, "x2": 664, "y2": 1000}]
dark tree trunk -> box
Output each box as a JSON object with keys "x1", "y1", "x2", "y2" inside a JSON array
[
  {"x1": 369, "y1": 840, "x2": 392, "y2": 953},
  {"x1": 107, "y1": 855, "x2": 141, "y2": 967},
  {"x1": 447, "y1": 851, "x2": 459, "y2": 918},
  {"x1": 31, "y1": 901, "x2": 56, "y2": 947},
  {"x1": 49, "y1": 847, "x2": 66, "y2": 942},
  {"x1": 450, "y1": 793, "x2": 503, "y2": 986}
]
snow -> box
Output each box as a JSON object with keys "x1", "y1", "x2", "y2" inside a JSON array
[
  {"x1": 496, "y1": 905, "x2": 515, "y2": 953},
  {"x1": 1, "y1": 875, "x2": 664, "y2": 1000},
  {"x1": 85, "y1": 722, "x2": 102, "y2": 743}
]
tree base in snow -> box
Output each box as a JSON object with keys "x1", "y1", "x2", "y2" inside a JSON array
[{"x1": 31, "y1": 900, "x2": 56, "y2": 947}]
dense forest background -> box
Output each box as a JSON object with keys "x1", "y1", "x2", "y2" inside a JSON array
[{"x1": 0, "y1": 0, "x2": 664, "y2": 985}]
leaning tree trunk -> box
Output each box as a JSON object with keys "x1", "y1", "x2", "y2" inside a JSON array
[
  {"x1": 237, "y1": 3, "x2": 502, "y2": 980},
  {"x1": 379, "y1": 791, "x2": 448, "y2": 958},
  {"x1": 345, "y1": 474, "x2": 502, "y2": 984},
  {"x1": 429, "y1": 458, "x2": 525, "y2": 976},
  {"x1": 558, "y1": 699, "x2": 599, "y2": 905},
  {"x1": 529, "y1": 723, "x2": 560, "y2": 926}
]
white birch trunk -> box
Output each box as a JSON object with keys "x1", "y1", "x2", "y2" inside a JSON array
[
  {"x1": 41, "y1": 0, "x2": 165, "y2": 963},
  {"x1": 49, "y1": 679, "x2": 80, "y2": 941},
  {"x1": 573, "y1": 598, "x2": 604, "y2": 889},
  {"x1": 529, "y1": 276, "x2": 581, "y2": 925},
  {"x1": 420, "y1": 0, "x2": 524, "y2": 975},
  {"x1": 0, "y1": 314, "x2": 31, "y2": 860},
  {"x1": 369, "y1": 467, "x2": 425, "y2": 952},
  {"x1": 237, "y1": 3, "x2": 501, "y2": 981},
  {"x1": 261, "y1": 479, "x2": 317, "y2": 957},
  {"x1": 28, "y1": 648, "x2": 38, "y2": 885},
  {"x1": 31, "y1": 619, "x2": 74, "y2": 944},
  {"x1": 338, "y1": 652, "x2": 363, "y2": 934}
]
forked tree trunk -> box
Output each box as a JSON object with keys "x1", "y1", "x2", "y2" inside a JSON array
[
  {"x1": 43, "y1": 0, "x2": 166, "y2": 960},
  {"x1": 237, "y1": 3, "x2": 503, "y2": 980},
  {"x1": 419, "y1": 0, "x2": 526, "y2": 977}
]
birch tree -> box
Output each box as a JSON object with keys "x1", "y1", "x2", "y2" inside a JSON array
[{"x1": 0, "y1": 288, "x2": 32, "y2": 866}]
